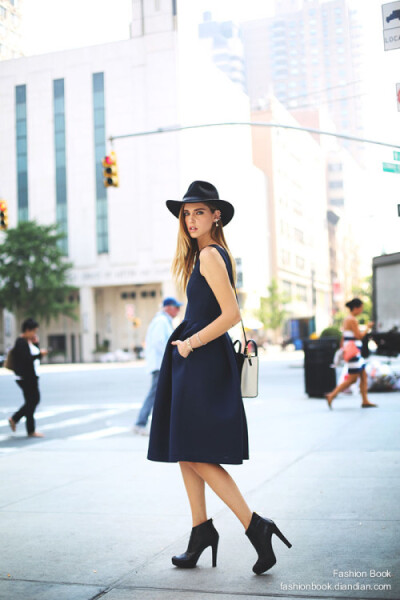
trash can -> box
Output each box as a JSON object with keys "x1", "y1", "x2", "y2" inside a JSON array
[{"x1": 303, "y1": 337, "x2": 338, "y2": 398}]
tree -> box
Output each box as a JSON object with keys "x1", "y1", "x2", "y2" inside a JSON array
[
  {"x1": 332, "y1": 275, "x2": 372, "y2": 329},
  {"x1": 256, "y1": 278, "x2": 289, "y2": 342},
  {"x1": 352, "y1": 274, "x2": 372, "y2": 324},
  {"x1": 0, "y1": 221, "x2": 78, "y2": 324}
]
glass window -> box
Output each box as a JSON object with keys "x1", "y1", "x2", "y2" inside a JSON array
[
  {"x1": 17, "y1": 154, "x2": 27, "y2": 171},
  {"x1": 328, "y1": 181, "x2": 343, "y2": 189},
  {"x1": 55, "y1": 131, "x2": 65, "y2": 148},
  {"x1": 92, "y1": 72, "x2": 108, "y2": 254},
  {"x1": 15, "y1": 84, "x2": 29, "y2": 222},
  {"x1": 295, "y1": 284, "x2": 307, "y2": 302},
  {"x1": 93, "y1": 92, "x2": 105, "y2": 109},
  {"x1": 328, "y1": 163, "x2": 342, "y2": 172},
  {"x1": 280, "y1": 250, "x2": 291, "y2": 266},
  {"x1": 282, "y1": 280, "x2": 292, "y2": 299},
  {"x1": 53, "y1": 79, "x2": 68, "y2": 254},
  {"x1": 93, "y1": 72, "x2": 104, "y2": 93},
  {"x1": 16, "y1": 85, "x2": 26, "y2": 104},
  {"x1": 330, "y1": 198, "x2": 344, "y2": 207},
  {"x1": 294, "y1": 228, "x2": 304, "y2": 243},
  {"x1": 16, "y1": 119, "x2": 26, "y2": 137},
  {"x1": 296, "y1": 256, "x2": 305, "y2": 270}
]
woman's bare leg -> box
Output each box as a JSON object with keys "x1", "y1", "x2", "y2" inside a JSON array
[
  {"x1": 181, "y1": 461, "x2": 253, "y2": 530},
  {"x1": 179, "y1": 461, "x2": 208, "y2": 527},
  {"x1": 325, "y1": 373, "x2": 359, "y2": 407},
  {"x1": 359, "y1": 368, "x2": 376, "y2": 406}
]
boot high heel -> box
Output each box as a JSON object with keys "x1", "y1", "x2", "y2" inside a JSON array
[
  {"x1": 245, "y1": 512, "x2": 292, "y2": 575},
  {"x1": 172, "y1": 518, "x2": 219, "y2": 569}
]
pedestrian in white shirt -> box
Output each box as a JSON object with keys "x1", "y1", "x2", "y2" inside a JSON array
[{"x1": 134, "y1": 297, "x2": 182, "y2": 435}]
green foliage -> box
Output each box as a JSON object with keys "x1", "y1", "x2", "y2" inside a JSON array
[
  {"x1": 0, "y1": 220, "x2": 78, "y2": 324},
  {"x1": 320, "y1": 327, "x2": 342, "y2": 347},
  {"x1": 352, "y1": 274, "x2": 372, "y2": 324},
  {"x1": 94, "y1": 340, "x2": 110, "y2": 353},
  {"x1": 333, "y1": 309, "x2": 346, "y2": 329},
  {"x1": 256, "y1": 278, "x2": 289, "y2": 334}
]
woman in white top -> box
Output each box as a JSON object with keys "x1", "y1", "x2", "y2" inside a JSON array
[
  {"x1": 8, "y1": 317, "x2": 48, "y2": 437},
  {"x1": 325, "y1": 298, "x2": 377, "y2": 409}
]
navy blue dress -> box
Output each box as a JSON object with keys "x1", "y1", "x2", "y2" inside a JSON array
[{"x1": 147, "y1": 244, "x2": 249, "y2": 465}]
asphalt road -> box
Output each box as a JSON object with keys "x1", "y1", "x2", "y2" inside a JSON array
[{"x1": 0, "y1": 354, "x2": 399, "y2": 600}]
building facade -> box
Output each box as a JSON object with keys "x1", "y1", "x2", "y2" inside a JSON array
[
  {"x1": 241, "y1": 0, "x2": 365, "y2": 162},
  {"x1": 0, "y1": 0, "x2": 268, "y2": 361},
  {"x1": 198, "y1": 11, "x2": 246, "y2": 93},
  {"x1": 252, "y1": 97, "x2": 332, "y2": 338}
]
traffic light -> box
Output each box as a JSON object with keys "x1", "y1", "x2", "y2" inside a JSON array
[
  {"x1": 102, "y1": 151, "x2": 119, "y2": 188},
  {"x1": 0, "y1": 199, "x2": 8, "y2": 230}
]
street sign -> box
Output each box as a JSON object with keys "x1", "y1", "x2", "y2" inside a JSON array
[
  {"x1": 383, "y1": 162, "x2": 400, "y2": 173},
  {"x1": 397, "y1": 83, "x2": 400, "y2": 111},
  {"x1": 394, "y1": 151, "x2": 400, "y2": 161},
  {"x1": 382, "y1": 1, "x2": 400, "y2": 50}
]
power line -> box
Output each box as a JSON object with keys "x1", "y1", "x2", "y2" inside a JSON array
[
  {"x1": 109, "y1": 121, "x2": 400, "y2": 150},
  {"x1": 269, "y1": 78, "x2": 364, "y2": 104},
  {"x1": 287, "y1": 91, "x2": 366, "y2": 111}
]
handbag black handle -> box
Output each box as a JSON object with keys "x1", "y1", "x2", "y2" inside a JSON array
[
  {"x1": 233, "y1": 286, "x2": 259, "y2": 359},
  {"x1": 233, "y1": 287, "x2": 248, "y2": 349}
]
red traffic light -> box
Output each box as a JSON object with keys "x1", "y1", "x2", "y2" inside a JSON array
[
  {"x1": 102, "y1": 151, "x2": 119, "y2": 187},
  {"x1": 0, "y1": 198, "x2": 9, "y2": 230}
]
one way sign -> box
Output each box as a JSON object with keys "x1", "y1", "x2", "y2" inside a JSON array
[{"x1": 382, "y1": 1, "x2": 400, "y2": 50}]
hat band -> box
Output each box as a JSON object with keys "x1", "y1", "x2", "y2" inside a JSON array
[{"x1": 182, "y1": 196, "x2": 220, "y2": 203}]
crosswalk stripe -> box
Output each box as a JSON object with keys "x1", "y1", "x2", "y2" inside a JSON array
[
  {"x1": 38, "y1": 407, "x2": 130, "y2": 432},
  {"x1": 0, "y1": 410, "x2": 58, "y2": 428},
  {"x1": 0, "y1": 406, "x2": 136, "y2": 443},
  {"x1": 68, "y1": 426, "x2": 131, "y2": 441},
  {"x1": 0, "y1": 403, "x2": 142, "y2": 414}
]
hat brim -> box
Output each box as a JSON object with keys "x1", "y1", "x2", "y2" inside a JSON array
[{"x1": 166, "y1": 198, "x2": 234, "y2": 226}]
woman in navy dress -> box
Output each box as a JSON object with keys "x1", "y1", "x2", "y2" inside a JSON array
[{"x1": 147, "y1": 181, "x2": 292, "y2": 575}]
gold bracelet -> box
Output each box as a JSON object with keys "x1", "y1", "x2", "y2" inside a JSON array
[
  {"x1": 186, "y1": 337, "x2": 194, "y2": 353},
  {"x1": 196, "y1": 332, "x2": 205, "y2": 346}
]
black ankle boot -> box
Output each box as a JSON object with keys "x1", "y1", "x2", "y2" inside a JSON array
[
  {"x1": 245, "y1": 512, "x2": 292, "y2": 575},
  {"x1": 172, "y1": 518, "x2": 219, "y2": 568}
]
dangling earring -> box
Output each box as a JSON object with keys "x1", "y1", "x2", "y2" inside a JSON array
[{"x1": 214, "y1": 219, "x2": 219, "y2": 227}]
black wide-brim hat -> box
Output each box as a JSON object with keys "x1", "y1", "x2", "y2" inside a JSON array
[{"x1": 166, "y1": 180, "x2": 234, "y2": 226}]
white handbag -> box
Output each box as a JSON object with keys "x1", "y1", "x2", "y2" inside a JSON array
[
  {"x1": 241, "y1": 343, "x2": 259, "y2": 398},
  {"x1": 232, "y1": 288, "x2": 259, "y2": 398}
]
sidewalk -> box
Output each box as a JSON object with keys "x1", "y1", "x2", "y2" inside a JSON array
[{"x1": 1, "y1": 356, "x2": 399, "y2": 600}]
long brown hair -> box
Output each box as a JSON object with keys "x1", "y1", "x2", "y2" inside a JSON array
[{"x1": 171, "y1": 202, "x2": 237, "y2": 294}]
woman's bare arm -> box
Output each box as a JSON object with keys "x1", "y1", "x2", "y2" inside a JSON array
[
  {"x1": 344, "y1": 316, "x2": 367, "y2": 340},
  {"x1": 172, "y1": 246, "x2": 241, "y2": 355}
]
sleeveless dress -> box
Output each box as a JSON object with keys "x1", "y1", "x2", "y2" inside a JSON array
[
  {"x1": 343, "y1": 329, "x2": 366, "y2": 374},
  {"x1": 147, "y1": 244, "x2": 249, "y2": 465}
]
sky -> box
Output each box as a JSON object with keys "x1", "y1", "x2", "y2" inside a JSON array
[
  {"x1": 21, "y1": 0, "x2": 275, "y2": 54},
  {"x1": 20, "y1": 0, "x2": 400, "y2": 263}
]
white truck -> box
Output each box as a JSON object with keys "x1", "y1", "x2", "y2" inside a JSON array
[{"x1": 372, "y1": 252, "x2": 400, "y2": 331}]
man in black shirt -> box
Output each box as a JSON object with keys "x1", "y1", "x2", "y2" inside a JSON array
[{"x1": 8, "y1": 318, "x2": 48, "y2": 437}]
